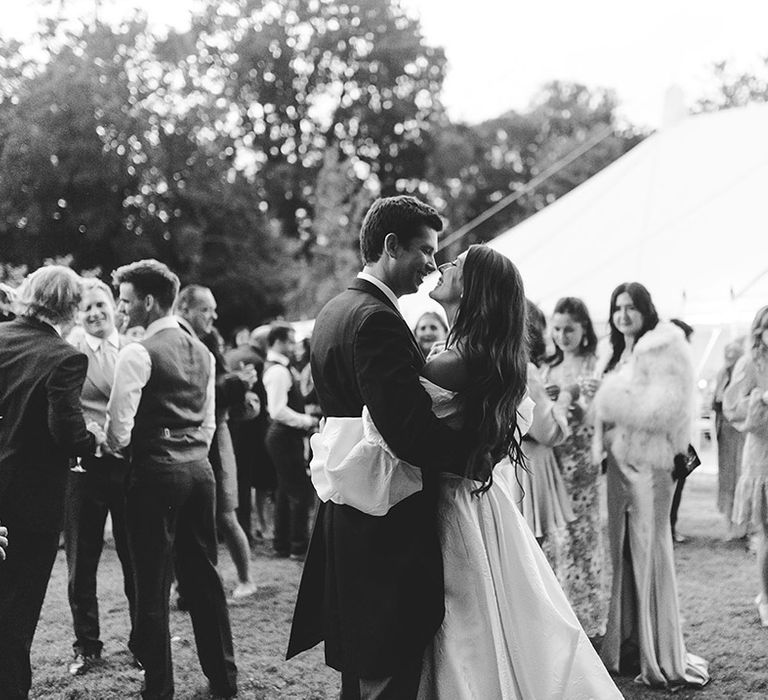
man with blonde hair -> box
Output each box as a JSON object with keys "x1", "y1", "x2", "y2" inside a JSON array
[
  {"x1": 64, "y1": 277, "x2": 137, "y2": 676},
  {"x1": 0, "y1": 265, "x2": 97, "y2": 699}
]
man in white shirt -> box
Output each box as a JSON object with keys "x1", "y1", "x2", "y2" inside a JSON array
[
  {"x1": 262, "y1": 322, "x2": 319, "y2": 560},
  {"x1": 64, "y1": 278, "x2": 136, "y2": 677},
  {"x1": 105, "y1": 260, "x2": 237, "y2": 700}
]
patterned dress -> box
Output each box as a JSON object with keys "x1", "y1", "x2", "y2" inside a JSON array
[{"x1": 541, "y1": 356, "x2": 608, "y2": 637}]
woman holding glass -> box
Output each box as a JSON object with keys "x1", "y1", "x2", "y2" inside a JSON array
[
  {"x1": 541, "y1": 297, "x2": 607, "y2": 640},
  {"x1": 593, "y1": 282, "x2": 709, "y2": 688}
]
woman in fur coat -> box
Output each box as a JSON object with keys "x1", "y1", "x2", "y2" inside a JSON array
[{"x1": 593, "y1": 282, "x2": 709, "y2": 689}]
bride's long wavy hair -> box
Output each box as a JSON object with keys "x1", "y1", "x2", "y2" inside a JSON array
[{"x1": 447, "y1": 245, "x2": 528, "y2": 493}]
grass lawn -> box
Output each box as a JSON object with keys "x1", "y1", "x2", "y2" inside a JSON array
[{"x1": 29, "y1": 447, "x2": 767, "y2": 699}]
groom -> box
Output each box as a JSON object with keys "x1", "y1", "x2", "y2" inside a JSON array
[{"x1": 287, "y1": 196, "x2": 471, "y2": 699}]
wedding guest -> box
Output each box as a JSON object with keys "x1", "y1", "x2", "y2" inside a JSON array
[
  {"x1": 669, "y1": 318, "x2": 695, "y2": 544},
  {"x1": 0, "y1": 266, "x2": 97, "y2": 700},
  {"x1": 713, "y1": 339, "x2": 747, "y2": 538},
  {"x1": 0, "y1": 523, "x2": 7, "y2": 560},
  {"x1": 593, "y1": 282, "x2": 709, "y2": 688},
  {"x1": 540, "y1": 296, "x2": 607, "y2": 640},
  {"x1": 724, "y1": 306, "x2": 768, "y2": 627},
  {"x1": 175, "y1": 285, "x2": 257, "y2": 600},
  {"x1": 227, "y1": 324, "x2": 273, "y2": 543},
  {"x1": 263, "y1": 322, "x2": 319, "y2": 559},
  {"x1": 106, "y1": 260, "x2": 237, "y2": 700},
  {"x1": 510, "y1": 301, "x2": 573, "y2": 546},
  {"x1": 0, "y1": 282, "x2": 16, "y2": 322},
  {"x1": 64, "y1": 278, "x2": 136, "y2": 676},
  {"x1": 413, "y1": 311, "x2": 448, "y2": 357}
]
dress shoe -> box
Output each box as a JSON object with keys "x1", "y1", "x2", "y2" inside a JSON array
[
  {"x1": 755, "y1": 595, "x2": 768, "y2": 627},
  {"x1": 231, "y1": 581, "x2": 258, "y2": 600},
  {"x1": 68, "y1": 652, "x2": 99, "y2": 676}
]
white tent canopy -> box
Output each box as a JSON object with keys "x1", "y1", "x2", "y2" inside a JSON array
[
  {"x1": 486, "y1": 103, "x2": 768, "y2": 325},
  {"x1": 402, "y1": 103, "x2": 768, "y2": 332}
]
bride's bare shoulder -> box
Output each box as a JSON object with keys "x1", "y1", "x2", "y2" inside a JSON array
[{"x1": 422, "y1": 348, "x2": 469, "y2": 392}]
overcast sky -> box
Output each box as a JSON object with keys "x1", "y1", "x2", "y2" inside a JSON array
[{"x1": 3, "y1": 0, "x2": 768, "y2": 129}]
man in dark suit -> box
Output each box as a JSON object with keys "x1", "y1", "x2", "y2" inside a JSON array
[
  {"x1": 175, "y1": 284, "x2": 257, "y2": 600},
  {"x1": 0, "y1": 265, "x2": 97, "y2": 700},
  {"x1": 105, "y1": 260, "x2": 237, "y2": 700},
  {"x1": 287, "y1": 196, "x2": 471, "y2": 699}
]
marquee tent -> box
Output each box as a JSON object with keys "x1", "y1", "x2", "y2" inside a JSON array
[
  {"x1": 404, "y1": 103, "x2": 768, "y2": 326},
  {"x1": 401, "y1": 103, "x2": 768, "y2": 376}
]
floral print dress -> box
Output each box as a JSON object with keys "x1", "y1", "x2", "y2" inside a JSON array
[{"x1": 541, "y1": 355, "x2": 608, "y2": 637}]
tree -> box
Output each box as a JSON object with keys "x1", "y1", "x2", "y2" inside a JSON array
[
  {"x1": 429, "y1": 81, "x2": 645, "y2": 258},
  {"x1": 695, "y1": 58, "x2": 768, "y2": 112}
]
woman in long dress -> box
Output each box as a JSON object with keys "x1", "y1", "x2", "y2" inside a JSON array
[
  {"x1": 593, "y1": 282, "x2": 709, "y2": 688},
  {"x1": 509, "y1": 301, "x2": 575, "y2": 546},
  {"x1": 541, "y1": 297, "x2": 608, "y2": 640},
  {"x1": 724, "y1": 306, "x2": 768, "y2": 626},
  {"x1": 714, "y1": 339, "x2": 747, "y2": 536},
  {"x1": 312, "y1": 245, "x2": 622, "y2": 699}
]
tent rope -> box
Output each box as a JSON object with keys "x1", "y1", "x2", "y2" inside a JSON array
[{"x1": 439, "y1": 125, "x2": 615, "y2": 250}]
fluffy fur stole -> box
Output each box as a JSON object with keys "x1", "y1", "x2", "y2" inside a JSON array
[{"x1": 593, "y1": 322, "x2": 694, "y2": 468}]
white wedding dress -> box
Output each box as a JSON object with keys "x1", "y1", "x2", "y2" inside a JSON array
[{"x1": 310, "y1": 378, "x2": 623, "y2": 699}]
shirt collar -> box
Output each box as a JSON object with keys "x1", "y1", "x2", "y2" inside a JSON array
[
  {"x1": 266, "y1": 349, "x2": 291, "y2": 366},
  {"x1": 143, "y1": 316, "x2": 179, "y2": 339},
  {"x1": 84, "y1": 328, "x2": 120, "y2": 351},
  {"x1": 357, "y1": 272, "x2": 400, "y2": 312}
]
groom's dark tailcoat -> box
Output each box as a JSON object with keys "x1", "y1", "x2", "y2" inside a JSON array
[
  {"x1": 0, "y1": 317, "x2": 95, "y2": 699},
  {"x1": 287, "y1": 278, "x2": 470, "y2": 679}
]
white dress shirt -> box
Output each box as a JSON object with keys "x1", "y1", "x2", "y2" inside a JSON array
[
  {"x1": 105, "y1": 316, "x2": 216, "y2": 452},
  {"x1": 357, "y1": 271, "x2": 400, "y2": 313},
  {"x1": 263, "y1": 350, "x2": 314, "y2": 430}
]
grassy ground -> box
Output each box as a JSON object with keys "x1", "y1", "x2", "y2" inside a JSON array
[{"x1": 29, "y1": 448, "x2": 766, "y2": 699}]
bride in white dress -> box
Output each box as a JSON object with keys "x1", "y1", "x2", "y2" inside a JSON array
[{"x1": 312, "y1": 245, "x2": 622, "y2": 699}]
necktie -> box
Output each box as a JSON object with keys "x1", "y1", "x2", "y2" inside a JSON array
[{"x1": 98, "y1": 339, "x2": 117, "y2": 382}]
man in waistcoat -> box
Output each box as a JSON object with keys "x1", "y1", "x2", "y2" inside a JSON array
[
  {"x1": 64, "y1": 278, "x2": 136, "y2": 676},
  {"x1": 262, "y1": 322, "x2": 319, "y2": 560},
  {"x1": 105, "y1": 260, "x2": 237, "y2": 700}
]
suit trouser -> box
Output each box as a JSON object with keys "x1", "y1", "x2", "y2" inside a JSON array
[
  {"x1": 265, "y1": 425, "x2": 312, "y2": 556},
  {"x1": 670, "y1": 473, "x2": 687, "y2": 534},
  {"x1": 126, "y1": 460, "x2": 237, "y2": 700},
  {"x1": 0, "y1": 528, "x2": 60, "y2": 700},
  {"x1": 64, "y1": 454, "x2": 135, "y2": 656},
  {"x1": 340, "y1": 655, "x2": 423, "y2": 700}
]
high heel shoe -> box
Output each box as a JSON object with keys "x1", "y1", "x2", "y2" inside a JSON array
[{"x1": 755, "y1": 595, "x2": 768, "y2": 627}]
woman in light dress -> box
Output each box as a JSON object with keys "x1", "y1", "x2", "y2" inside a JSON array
[
  {"x1": 509, "y1": 302, "x2": 575, "y2": 546},
  {"x1": 593, "y1": 282, "x2": 709, "y2": 688},
  {"x1": 313, "y1": 245, "x2": 622, "y2": 699},
  {"x1": 540, "y1": 297, "x2": 608, "y2": 641},
  {"x1": 724, "y1": 305, "x2": 768, "y2": 626}
]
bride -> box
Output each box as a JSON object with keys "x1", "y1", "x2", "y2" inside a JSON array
[{"x1": 312, "y1": 245, "x2": 621, "y2": 699}]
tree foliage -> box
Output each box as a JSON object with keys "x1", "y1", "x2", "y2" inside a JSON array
[{"x1": 0, "y1": 1, "x2": 643, "y2": 331}]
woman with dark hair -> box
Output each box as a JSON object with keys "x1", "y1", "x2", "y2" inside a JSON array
[
  {"x1": 413, "y1": 311, "x2": 448, "y2": 357},
  {"x1": 311, "y1": 246, "x2": 621, "y2": 698},
  {"x1": 508, "y1": 301, "x2": 575, "y2": 546},
  {"x1": 593, "y1": 282, "x2": 709, "y2": 688},
  {"x1": 724, "y1": 305, "x2": 768, "y2": 627},
  {"x1": 540, "y1": 297, "x2": 607, "y2": 640}
]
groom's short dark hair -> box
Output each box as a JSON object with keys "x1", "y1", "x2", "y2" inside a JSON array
[{"x1": 359, "y1": 196, "x2": 443, "y2": 263}]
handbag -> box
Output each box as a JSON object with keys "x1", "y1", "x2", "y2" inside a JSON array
[{"x1": 672, "y1": 444, "x2": 701, "y2": 481}]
